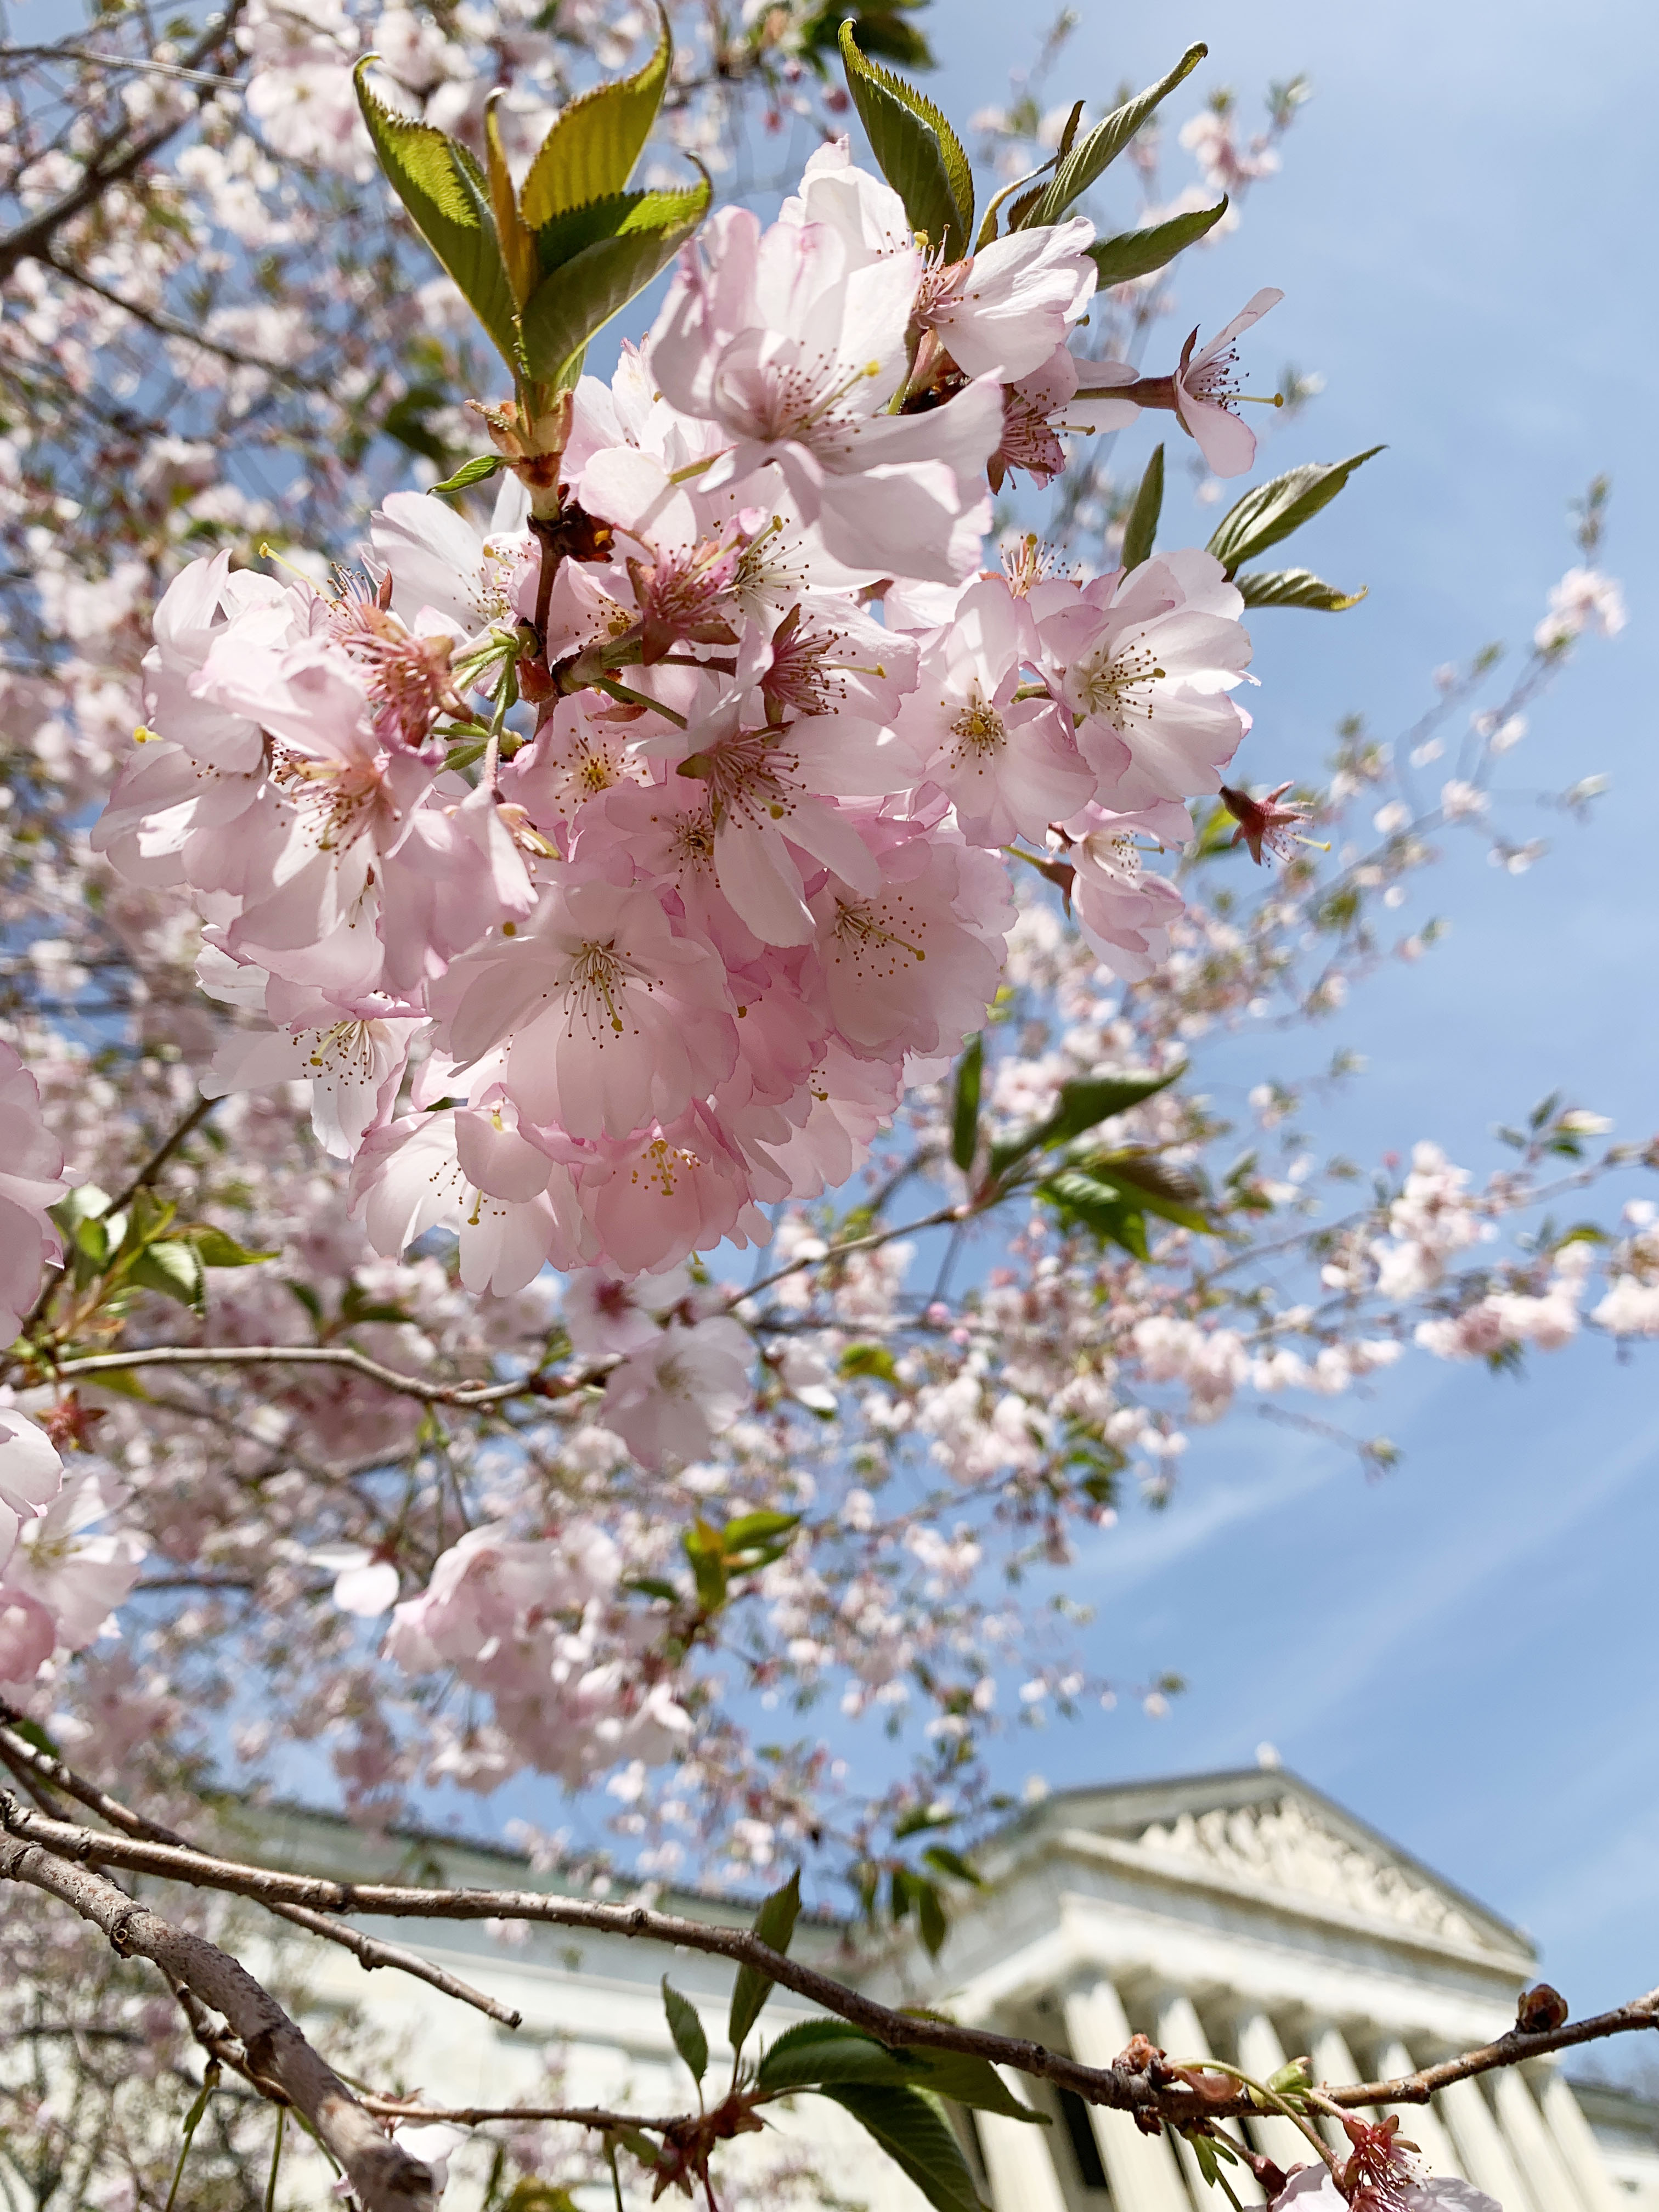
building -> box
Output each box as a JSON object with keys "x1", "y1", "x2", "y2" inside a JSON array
[{"x1": 251, "y1": 1766, "x2": 1659, "y2": 2211}]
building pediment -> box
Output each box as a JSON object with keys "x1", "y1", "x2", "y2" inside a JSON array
[{"x1": 1126, "y1": 1792, "x2": 1492, "y2": 1952}]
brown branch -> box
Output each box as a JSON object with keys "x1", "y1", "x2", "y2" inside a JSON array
[
  {"x1": 0, "y1": 5, "x2": 246, "y2": 284},
  {"x1": 4, "y1": 1792, "x2": 1652, "y2": 2133},
  {"x1": 39, "y1": 1343, "x2": 539, "y2": 1407},
  {"x1": 0, "y1": 1831, "x2": 439, "y2": 2212},
  {"x1": 0, "y1": 1720, "x2": 522, "y2": 2031},
  {"x1": 105, "y1": 1091, "x2": 219, "y2": 1216},
  {"x1": 363, "y1": 2096, "x2": 685, "y2": 2131}
]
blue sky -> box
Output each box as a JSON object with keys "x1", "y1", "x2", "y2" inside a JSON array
[{"x1": 896, "y1": 0, "x2": 1659, "y2": 2030}]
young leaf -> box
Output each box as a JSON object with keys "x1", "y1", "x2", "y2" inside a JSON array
[
  {"x1": 1077, "y1": 1149, "x2": 1214, "y2": 1231},
  {"x1": 660, "y1": 1978, "x2": 708, "y2": 2086},
  {"x1": 182, "y1": 1226, "x2": 278, "y2": 1268},
  {"x1": 520, "y1": 183, "x2": 710, "y2": 385},
  {"x1": 354, "y1": 63, "x2": 521, "y2": 374},
  {"x1": 838, "y1": 22, "x2": 973, "y2": 258},
  {"x1": 989, "y1": 1066, "x2": 1182, "y2": 1182},
  {"x1": 519, "y1": 4, "x2": 671, "y2": 227},
  {"x1": 1205, "y1": 447, "x2": 1384, "y2": 578},
  {"x1": 757, "y1": 2021, "x2": 921, "y2": 2093},
  {"x1": 728, "y1": 1867, "x2": 803, "y2": 2054},
  {"x1": 1028, "y1": 44, "x2": 1207, "y2": 226},
  {"x1": 1120, "y1": 443, "x2": 1164, "y2": 572},
  {"x1": 1089, "y1": 197, "x2": 1228, "y2": 287},
  {"x1": 486, "y1": 89, "x2": 539, "y2": 308},
  {"x1": 919, "y1": 1844, "x2": 983, "y2": 1888},
  {"x1": 681, "y1": 1519, "x2": 727, "y2": 1614},
  {"x1": 429, "y1": 454, "x2": 506, "y2": 500},
  {"x1": 819, "y1": 2084, "x2": 988, "y2": 2212},
  {"x1": 128, "y1": 1239, "x2": 206, "y2": 1312},
  {"x1": 839, "y1": 1342, "x2": 899, "y2": 1383},
  {"x1": 950, "y1": 1033, "x2": 983, "y2": 1172},
  {"x1": 915, "y1": 1877, "x2": 947, "y2": 1958},
  {"x1": 1036, "y1": 1173, "x2": 1150, "y2": 1260},
  {"x1": 1235, "y1": 567, "x2": 1368, "y2": 612},
  {"x1": 901, "y1": 2043, "x2": 1047, "y2": 2124}
]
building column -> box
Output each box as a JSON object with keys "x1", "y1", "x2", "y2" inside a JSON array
[
  {"x1": 1538, "y1": 2072, "x2": 1626, "y2": 2212},
  {"x1": 1310, "y1": 2025, "x2": 1369, "y2": 2151},
  {"x1": 1064, "y1": 1980, "x2": 1193, "y2": 2212},
  {"x1": 1233, "y1": 2008, "x2": 1318, "y2": 2174},
  {"x1": 1438, "y1": 2077, "x2": 1533, "y2": 2208},
  {"x1": 1372, "y1": 2041, "x2": 1465, "y2": 2182},
  {"x1": 1492, "y1": 2068, "x2": 1590, "y2": 2212},
  {"x1": 978, "y1": 2069, "x2": 1071, "y2": 2212},
  {"x1": 1156, "y1": 1991, "x2": 1265, "y2": 2205}
]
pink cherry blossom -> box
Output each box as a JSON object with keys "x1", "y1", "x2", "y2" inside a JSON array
[
  {"x1": 1172, "y1": 286, "x2": 1285, "y2": 477},
  {"x1": 920, "y1": 218, "x2": 1098, "y2": 382},
  {"x1": 0, "y1": 1045, "x2": 68, "y2": 1346}
]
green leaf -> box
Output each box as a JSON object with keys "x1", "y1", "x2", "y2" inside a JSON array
[
  {"x1": 1088, "y1": 196, "x2": 1228, "y2": 286},
  {"x1": 758, "y1": 2020, "x2": 922, "y2": 2093},
  {"x1": 1120, "y1": 443, "x2": 1164, "y2": 572},
  {"x1": 989, "y1": 1066, "x2": 1182, "y2": 1183},
  {"x1": 429, "y1": 453, "x2": 505, "y2": 500},
  {"x1": 681, "y1": 1517, "x2": 727, "y2": 1613},
  {"x1": 520, "y1": 184, "x2": 710, "y2": 385},
  {"x1": 182, "y1": 1226, "x2": 276, "y2": 1268},
  {"x1": 128, "y1": 1239, "x2": 205, "y2": 1312},
  {"x1": 1234, "y1": 566, "x2": 1368, "y2": 612},
  {"x1": 1077, "y1": 1149, "x2": 1213, "y2": 1231},
  {"x1": 798, "y1": 3, "x2": 934, "y2": 69},
  {"x1": 839, "y1": 22, "x2": 973, "y2": 259},
  {"x1": 354, "y1": 62, "x2": 521, "y2": 374},
  {"x1": 1205, "y1": 447, "x2": 1384, "y2": 578},
  {"x1": 722, "y1": 1510, "x2": 802, "y2": 1571},
  {"x1": 729, "y1": 1868, "x2": 802, "y2": 2054},
  {"x1": 49, "y1": 1184, "x2": 111, "y2": 1235},
  {"x1": 624, "y1": 1575, "x2": 681, "y2": 1604},
  {"x1": 661, "y1": 1978, "x2": 708, "y2": 2085},
  {"x1": 819, "y1": 2085, "x2": 988, "y2": 2212},
  {"x1": 1036, "y1": 1174, "x2": 1150, "y2": 1259},
  {"x1": 519, "y1": 5, "x2": 670, "y2": 226},
  {"x1": 839, "y1": 1342, "x2": 899, "y2": 1383},
  {"x1": 1028, "y1": 44, "x2": 1207, "y2": 226},
  {"x1": 950, "y1": 1033, "x2": 983, "y2": 1172},
  {"x1": 900, "y1": 2035, "x2": 1047, "y2": 2125},
  {"x1": 919, "y1": 1844, "x2": 983, "y2": 1887},
  {"x1": 915, "y1": 1877, "x2": 947, "y2": 1958},
  {"x1": 7, "y1": 1717, "x2": 60, "y2": 1759}
]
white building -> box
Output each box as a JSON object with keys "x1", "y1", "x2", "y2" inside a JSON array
[{"x1": 253, "y1": 1766, "x2": 1659, "y2": 2212}]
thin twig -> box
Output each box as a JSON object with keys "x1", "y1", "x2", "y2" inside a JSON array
[
  {"x1": 0, "y1": 1720, "x2": 522, "y2": 2030},
  {"x1": 0, "y1": 1832, "x2": 439, "y2": 2212},
  {"x1": 38, "y1": 1344, "x2": 540, "y2": 1407}
]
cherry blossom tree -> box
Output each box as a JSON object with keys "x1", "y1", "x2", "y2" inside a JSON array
[{"x1": 0, "y1": 3, "x2": 1649, "y2": 2209}]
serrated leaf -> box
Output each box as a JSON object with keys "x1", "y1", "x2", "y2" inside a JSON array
[
  {"x1": 129, "y1": 1239, "x2": 205, "y2": 1312},
  {"x1": 839, "y1": 22, "x2": 972, "y2": 259},
  {"x1": 902, "y1": 2039, "x2": 1046, "y2": 2124},
  {"x1": 950, "y1": 1033, "x2": 982, "y2": 1172},
  {"x1": 990, "y1": 1066, "x2": 1182, "y2": 1183},
  {"x1": 758, "y1": 2021, "x2": 922, "y2": 2093},
  {"x1": 1037, "y1": 1175, "x2": 1150, "y2": 1259},
  {"x1": 354, "y1": 62, "x2": 521, "y2": 374},
  {"x1": 1206, "y1": 447, "x2": 1384, "y2": 577},
  {"x1": 428, "y1": 454, "x2": 504, "y2": 503},
  {"x1": 839, "y1": 1342, "x2": 899, "y2": 1383},
  {"x1": 729, "y1": 1868, "x2": 802, "y2": 2053},
  {"x1": 1235, "y1": 567, "x2": 1368, "y2": 612},
  {"x1": 520, "y1": 183, "x2": 709, "y2": 383},
  {"x1": 183, "y1": 1226, "x2": 277, "y2": 1268},
  {"x1": 661, "y1": 1978, "x2": 708, "y2": 2085},
  {"x1": 1121, "y1": 442, "x2": 1164, "y2": 572},
  {"x1": 820, "y1": 2085, "x2": 988, "y2": 2212},
  {"x1": 520, "y1": 4, "x2": 670, "y2": 227},
  {"x1": 1028, "y1": 44, "x2": 1207, "y2": 226},
  {"x1": 1089, "y1": 196, "x2": 1228, "y2": 286},
  {"x1": 1078, "y1": 1149, "x2": 1214, "y2": 1231}
]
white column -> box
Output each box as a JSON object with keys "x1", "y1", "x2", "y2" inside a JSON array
[
  {"x1": 1156, "y1": 1992, "x2": 1264, "y2": 2205},
  {"x1": 1372, "y1": 2041, "x2": 1465, "y2": 2182},
  {"x1": 1538, "y1": 2072, "x2": 1627, "y2": 2212},
  {"x1": 1233, "y1": 2008, "x2": 1318, "y2": 2173},
  {"x1": 1310, "y1": 2026, "x2": 1369, "y2": 2151},
  {"x1": 979, "y1": 2071, "x2": 1071, "y2": 2212},
  {"x1": 1064, "y1": 1980, "x2": 1193, "y2": 2212},
  {"x1": 1492, "y1": 2068, "x2": 1589, "y2": 2212},
  {"x1": 1438, "y1": 2077, "x2": 1533, "y2": 2207}
]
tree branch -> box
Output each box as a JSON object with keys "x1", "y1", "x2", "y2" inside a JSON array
[
  {"x1": 0, "y1": 1720, "x2": 522, "y2": 2031},
  {"x1": 5, "y1": 1790, "x2": 1645, "y2": 2131},
  {"x1": 0, "y1": 5, "x2": 247, "y2": 284},
  {"x1": 0, "y1": 1831, "x2": 439, "y2": 2212},
  {"x1": 38, "y1": 1343, "x2": 540, "y2": 1407}
]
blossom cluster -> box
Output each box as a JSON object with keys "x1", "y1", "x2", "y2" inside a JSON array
[{"x1": 92, "y1": 142, "x2": 1267, "y2": 1295}]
